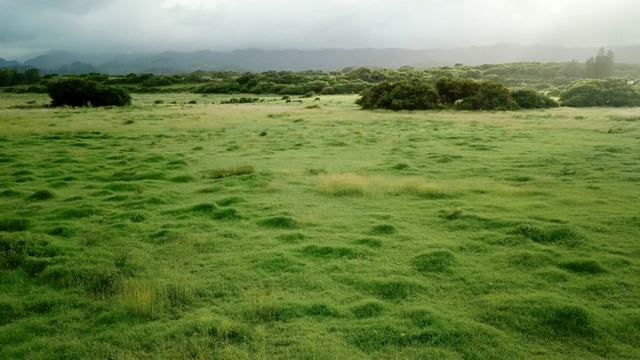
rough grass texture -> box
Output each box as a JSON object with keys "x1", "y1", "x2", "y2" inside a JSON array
[{"x1": 0, "y1": 93, "x2": 639, "y2": 359}]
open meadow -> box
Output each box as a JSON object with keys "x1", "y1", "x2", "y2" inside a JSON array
[{"x1": 1, "y1": 93, "x2": 639, "y2": 359}]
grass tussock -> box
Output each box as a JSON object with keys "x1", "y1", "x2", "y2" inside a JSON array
[
  {"x1": 209, "y1": 165, "x2": 254, "y2": 179},
  {"x1": 359, "y1": 279, "x2": 420, "y2": 300},
  {"x1": 301, "y1": 245, "x2": 363, "y2": 259},
  {"x1": 0, "y1": 189, "x2": 24, "y2": 198},
  {"x1": 513, "y1": 223, "x2": 584, "y2": 245},
  {"x1": 0, "y1": 218, "x2": 30, "y2": 232},
  {"x1": 353, "y1": 237, "x2": 383, "y2": 248},
  {"x1": 27, "y1": 189, "x2": 55, "y2": 201},
  {"x1": 318, "y1": 173, "x2": 374, "y2": 196},
  {"x1": 258, "y1": 216, "x2": 298, "y2": 229},
  {"x1": 118, "y1": 279, "x2": 196, "y2": 318},
  {"x1": 276, "y1": 232, "x2": 307, "y2": 243},
  {"x1": 370, "y1": 224, "x2": 396, "y2": 235},
  {"x1": 318, "y1": 173, "x2": 456, "y2": 198},
  {"x1": 480, "y1": 296, "x2": 597, "y2": 338},
  {"x1": 351, "y1": 300, "x2": 386, "y2": 318},
  {"x1": 400, "y1": 178, "x2": 456, "y2": 199}
]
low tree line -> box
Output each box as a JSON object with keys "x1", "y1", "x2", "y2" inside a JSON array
[{"x1": 356, "y1": 77, "x2": 640, "y2": 110}]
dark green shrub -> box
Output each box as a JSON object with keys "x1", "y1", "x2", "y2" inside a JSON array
[
  {"x1": 560, "y1": 79, "x2": 640, "y2": 107},
  {"x1": 512, "y1": 89, "x2": 559, "y2": 109},
  {"x1": 356, "y1": 80, "x2": 442, "y2": 111},
  {"x1": 456, "y1": 81, "x2": 518, "y2": 110},
  {"x1": 435, "y1": 78, "x2": 480, "y2": 104},
  {"x1": 47, "y1": 77, "x2": 131, "y2": 107}
]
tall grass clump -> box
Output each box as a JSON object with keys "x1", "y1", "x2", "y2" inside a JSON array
[
  {"x1": 318, "y1": 173, "x2": 375, "y2": 196},
  {"x1": 209, "y1": 165, "x2": 254, "y2": 179},
  {"x1": 400, "y1": 178, "x2": 455, "y2": 199}
]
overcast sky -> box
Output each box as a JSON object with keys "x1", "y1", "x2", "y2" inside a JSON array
[{"x1": 1, "y1": 0, "x2": 639, "y2": 60}]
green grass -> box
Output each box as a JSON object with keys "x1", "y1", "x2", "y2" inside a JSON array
[{"x1": 0, "y1": 93, "x2": 639, "y2": 358}]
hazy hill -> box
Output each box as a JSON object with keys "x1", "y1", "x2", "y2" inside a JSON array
[{"x1": 2, "y1": 44, "x2": 640, "y2": 74}]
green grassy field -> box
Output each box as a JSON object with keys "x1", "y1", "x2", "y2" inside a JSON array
[{"x1": 1, "y1": 93, "x2": 639, "y2": 359}]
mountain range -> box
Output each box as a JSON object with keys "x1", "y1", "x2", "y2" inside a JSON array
[{"x1": 2, "y1": 44, "x2": 640, "y2": 75}]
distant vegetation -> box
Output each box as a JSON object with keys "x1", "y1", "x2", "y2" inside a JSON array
[{"x1": 2, "y1": 48, "x2": 640, "y2": 108}]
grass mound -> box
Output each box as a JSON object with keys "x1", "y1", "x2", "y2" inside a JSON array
[
  {"x1": 276, "y1": 232, "x2": 307, "y2": 243},
  {"x1": 346, "y1": 324, "x2": 412, "y2": 352},
  {"x1": 412, "y1": 250, "x2": 456, "y2": 273},
  {"x1": 301, "y1": 245, "x2": 362, "y2": 259},
  {"x1": 28, "y1": 189, "x2": 55, "y2": 201},
  {"x1": 507, "y1": 251, "x2": 554, "y2": 269},
  {"x1": 304, "y1": 303, "x2": 341, "y2": 318},
  {"x1": 189, "y1": 203, "x2": 218, "y2": 215},
  {"x1": 480, "y1": 296, "x2": 597, "y2": 338},
  {"x1": 558, "y1": 259, "x2": 606, "y2": 274},
  {"x1": 216, "y1": 196, "x2": 246, "y2": 207},
  {"x1": 0, "y1": 235, "x2": 62, "y2": 276},
  {"x1": 211, "y1": 208, "x2": 241, "y2": 220},
  {"x1": 351, "y1": 300, "x2": 386, "y2": 318},
  {"x1": 353, "y1": 237, "x2": 383, "y2": 248},
  {"x1": 47, "y1": 226, "x2": 76, "y2": 238},
  {"x1": 168, "y1": 175, "x2": 195, "y2": 183},
  {"x1": 258, "y1": 216, "x2": 298, "y2": 229},
  {"x1": 0, "y1": 189, "x2": 24, "y2": 198},
  {"x1": 258, "y1": 253, "x2": 303, "y2": 273},
  {"x1": 513, "y1": 223, "x2": 584, "y2": 245},
  {"x1": 147, "y1": 229, "x2": 181, "y2": 244},
  {"x1": 56, "y1": 206, "x2": 101, "y2": 219},
  {"x1": 41, "y1": 262, "x2": 121, "y2": 297},
  {"x1": 359, "y1": 279, "x2": 420, "y2": 300},
  {"x1": 0, "y1": 218, "x2": 30, "y2": 232},
  {"x1": 370, "y1": 224, "x2": 396, "y2": 235}
]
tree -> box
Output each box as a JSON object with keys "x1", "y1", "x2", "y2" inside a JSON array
[
  {"x1": 585, "y1": 48, "x2": 615, "y2": 78},
  {"x1": 23, "y1": 68, "x2": 41, "y2": 84}
]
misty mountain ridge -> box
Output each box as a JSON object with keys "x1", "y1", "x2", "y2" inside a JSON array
[{"x1": 3, "y1": 44, "x2": 640, "y2": 75}]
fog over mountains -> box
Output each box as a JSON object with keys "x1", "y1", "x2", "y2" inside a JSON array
[{"x1": 2, "y1": 44, "x2": 640, "y2": 75}]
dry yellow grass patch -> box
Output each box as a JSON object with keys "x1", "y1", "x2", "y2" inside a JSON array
[
  {"x1": 399, "y1": 178, "x2": 455, "y2": 199},
  {"x1": 318, "y1": 173, "x2": 456, "y2": 198},
  {"x1": 118, "y1": 280, "x2": 162, "y2": 317},
  {"x1": 318, "y1": 173, "x2": 382, "y2": 196}
]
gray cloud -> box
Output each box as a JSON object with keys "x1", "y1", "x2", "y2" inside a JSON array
[{"x1": 0, "y1": 0, "x2": 638, "y2": 59}]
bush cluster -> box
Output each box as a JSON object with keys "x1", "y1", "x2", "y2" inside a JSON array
[
  {"x1": 47, "y1": 77, "x2": 131, "y2": 107},
  {"x1": 559, "y1": 79, "x2": 640, "y2": 107},
  {"x1": 357, "y1": 78, "x2": 558, "y2": 111}
]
